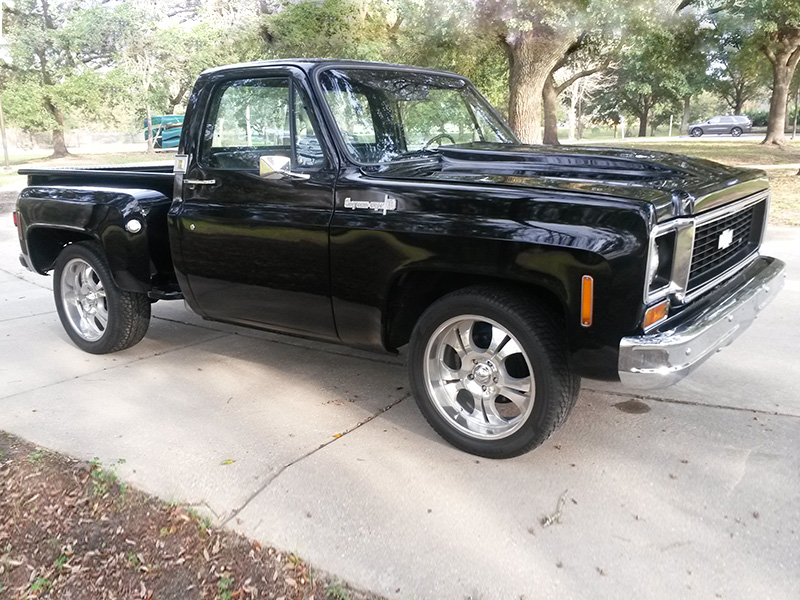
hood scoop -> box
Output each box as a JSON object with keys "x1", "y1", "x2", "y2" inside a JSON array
[{"x1": 438, "y1": 144, "x2": 687, "y2": 182}]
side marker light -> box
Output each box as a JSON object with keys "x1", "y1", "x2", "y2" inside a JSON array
[
  {"x1": 643, "y1": 300, "x2": 669, "y2": 330},
  {"x1": 581, "y1": 275, "x2": 593, "y2": 327}
]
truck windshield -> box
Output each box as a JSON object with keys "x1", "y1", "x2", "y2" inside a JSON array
[{"x1": 319, "y1": 68, "x2": 517, "y2": 164}]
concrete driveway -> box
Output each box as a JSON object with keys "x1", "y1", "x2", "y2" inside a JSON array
[{"x1": 1, "y1": 191, "x2": 798, "y2": 600}]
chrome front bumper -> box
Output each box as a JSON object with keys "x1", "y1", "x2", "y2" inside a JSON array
[{"x1": 618, "y1": 256, "x2": 786, "y2": 389}]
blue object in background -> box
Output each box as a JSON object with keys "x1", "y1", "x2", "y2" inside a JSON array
[{"x1": 144, "y1": 115, "x2": 184, "y2": 149}]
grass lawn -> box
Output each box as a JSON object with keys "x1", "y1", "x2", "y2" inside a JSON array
[
  {"x1": 766, "y1": 170, "x2": 800, "y2": 226},
  {"x1": 604, "y1": 138, "x2": 800, "y2": 166}
]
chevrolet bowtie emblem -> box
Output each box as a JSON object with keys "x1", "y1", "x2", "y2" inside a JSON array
[{"x1": 718, "y1": 228, "x2": 734, "y2": 250}]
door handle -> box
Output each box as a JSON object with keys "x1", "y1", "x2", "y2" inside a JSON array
[{"x1": 184, "y1": 179, "x2": 216, "y2": 186}]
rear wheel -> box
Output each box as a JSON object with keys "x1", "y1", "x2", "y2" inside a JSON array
[
  {"x1": 53, "y1": 242, "x2": 150, "y2": 354},
  {"x1": 691, "y1": 128, "x2": 703, "y2": 137},
  {"x1": 731, "y1": 127, "x2": 742, "y2": 137},
  {"x1": 408, "y1": 287, "x2": 580, "y2": 458}
]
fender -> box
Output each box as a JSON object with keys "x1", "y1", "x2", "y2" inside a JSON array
[{"x1": 17, "y1": 186, "x2": 170, "y2": 293}]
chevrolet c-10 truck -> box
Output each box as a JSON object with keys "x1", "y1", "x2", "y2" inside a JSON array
[{"x1": 13, "y1": 60, "x2": 786, "y2": 457}]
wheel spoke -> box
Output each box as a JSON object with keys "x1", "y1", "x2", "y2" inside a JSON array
[
  {"x1": 94, "y1": 305, "x2": 108, "y2": 330},
  {"x1": 78, "y1": 313, "x2": 94, "y2": 337},
  {"x1": 485, "y1": 327, "x2": 510, "y2": 359},
  {"x1": 496, "y1": 337, "x2": 522, "y2": 362},
  {"x1": 81, "y1": 264, "x2": 93, "y2": 287},
  {"x1": 440, "y1": 319, "x2": 478, "y2": 358},
  {"x1": 498, "y1": 379, "x2": 532, "y2": 412},
  {"x1": 62, "y1": 289, "x2": 78, "y2": 304},
  {"x1": 481, "y1": 395, "x2": 507, "y2": 424}
]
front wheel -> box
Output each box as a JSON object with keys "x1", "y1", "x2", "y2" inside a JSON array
[
  {"x1": 53, "y1": 242, "x2": 151, "y2": 354},
  {"x1": 408, "y1": 287, "x2": 580, "y2": 458},
  {"x1": 691, "y1": 128, "x2": 703, "y2": 137}
]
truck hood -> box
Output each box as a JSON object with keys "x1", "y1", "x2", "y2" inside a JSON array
[{"x1": 364, "y1": 142, "x2": 768, "y2": 222}]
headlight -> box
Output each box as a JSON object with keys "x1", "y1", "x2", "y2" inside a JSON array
[
  {"x1": 647, "y1": 237, "x2": 660, "y2": 286},
  {"x1": 647, "y1": 232, "x2": 675, "y2": 296}
]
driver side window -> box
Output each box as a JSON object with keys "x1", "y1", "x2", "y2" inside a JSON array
[{"x1": 203, "y1": 77, "x2": 324, "y2": 171}]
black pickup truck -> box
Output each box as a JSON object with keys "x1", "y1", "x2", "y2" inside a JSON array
[{"x1": 13, "y1": 60, "x2": 786, "y2": 458}]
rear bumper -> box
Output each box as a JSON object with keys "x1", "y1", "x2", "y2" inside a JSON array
[{"x1": 618, "y1": 255, "x2": 785, "y2": 389}]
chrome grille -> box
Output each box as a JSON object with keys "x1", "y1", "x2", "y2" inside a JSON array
[{"x1": 687, "y1": 199, "x2": 765, "y2": 290}]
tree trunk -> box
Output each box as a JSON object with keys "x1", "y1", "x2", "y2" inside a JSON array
[
  {"x1": 43, "y1": 98, "x2": 68, "y2": 158},
  {"x1": 764, "y1": 64, "x2": 792, "y2": 145},
  {"x1": 680, "y1": 96, "x2": 690, "y2": 135},
  {"x1": 637, "y1": 106, "x2": 649, "y2": 137},
  {"x1": 762, "y1": 37, "x2": 800, "y2": 146},
  {"x1": 505, "y1": 29, "x2": 574, "y2": 145},
  {"x1": 146, "y1": 103, "x2": 154, "y2": 154},
  {"x1": 792, "y1": 74, "x2": 799, "y2": 139},
  {"x1": 568, "y1": 82, "x2": 578, "y2": 141},
  {"x1": 542, "y1": 75, "x2": 560, "y2": 145},
  {"x1": 167, "y1": 84, "x2": 189, "y2": 115}
]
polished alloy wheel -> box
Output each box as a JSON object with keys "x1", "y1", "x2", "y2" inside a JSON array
[
  {"x1": 423, "y1": 315, "x2": 535, "y2": 440},
  {"x1": 59, "y1": 257, "x2": 109, "y2": 342}
]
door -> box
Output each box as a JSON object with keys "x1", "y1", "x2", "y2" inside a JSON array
[
  {"x1": 174, "y1": 74, "x2": 338, "y2": 339},
  {"x1": 707, "y1": 116, "x2": 724, "y2": 134}
]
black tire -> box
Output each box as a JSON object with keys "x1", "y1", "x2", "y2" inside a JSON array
[
  {"x1": 408, "y1": 286, "x2": 580, "y2": 459},
  {"x1": 691, "y1": 128, "x2": 703, "y2": 137},
  {"x1": 731, "y1": 127, "x2": 742, "y2": 137},
  {"x1": 53, "y1": 242, "x2": 150, "y2": 354}
]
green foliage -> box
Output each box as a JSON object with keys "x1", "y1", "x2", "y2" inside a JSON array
[
  {"x1": 0, "y1": 0, "x2": 789, "y2": 145},
  {"x1": 326, "y1": 581, "x2": 350, "y2": 600},
  {"x1": 719, "y1": 0, "x2": 800, "y2": 36},
  {"x1": 217, "y1": 575, "x2": 234, "y2": 600},
  {"x1": 89, "y1": 457, "x2": 127, "y2": 500},
  {"x1": 2, "y1": 0, "x2": 141, "y2": 133},
  {"x1": 708, "y1": 13, "x2": 771, "y2": 112},
  {"x1": 29, "y1": 577, "x2": 51, "y2": 593},
  {"x1": 54, "y1": 554, "x2": 68, "y2": 572},
  {"x1": 595, "y1": 10, "x2": 710, "y2": 134},
  {"x1": 263, "y1": 0, "x2": 397, "y2": 61},
  {"x1": 27, "y1": 448, "x2": 48, "y2": 464}
]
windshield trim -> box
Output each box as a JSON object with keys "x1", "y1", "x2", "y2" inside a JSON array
[{"x1": 311, "y1": 63, "x2": 518, "y2": 167}]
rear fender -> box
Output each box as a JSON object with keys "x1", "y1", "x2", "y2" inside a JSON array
[{"x1": 17, "y1": 186, "x2": 169, "y2": 293}]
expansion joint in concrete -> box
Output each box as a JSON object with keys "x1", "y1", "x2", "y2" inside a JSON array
[
  {"x1": 221, "y1": 393, "x2": 410, "y2": 526},
  {"x1": 585, "y1": 387, "x2": 800, "y2": 419}
]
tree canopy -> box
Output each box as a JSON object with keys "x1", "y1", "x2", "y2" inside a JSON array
[{"x1": 0, "y1": 0, "x2": 795, "y2": 154}]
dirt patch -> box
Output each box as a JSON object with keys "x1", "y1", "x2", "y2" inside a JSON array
[{"x1": 0, "y1": 432, "x2": 382, "y2": 600}]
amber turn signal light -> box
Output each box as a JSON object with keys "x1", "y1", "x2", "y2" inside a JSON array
[
  {"x1": 643, "y1": 300, "x2": 669, "y2": 329},
  {"x1": 581, "y1": 275, "x2": 593, "y2": 327}
]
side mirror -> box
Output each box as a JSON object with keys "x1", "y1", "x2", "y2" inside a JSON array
[{"x1": 259, "y1": 155, "x2": 310, "y2": 180}]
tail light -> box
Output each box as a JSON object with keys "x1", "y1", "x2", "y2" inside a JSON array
[{"x1": 13, "y1": 211, "x2": 23, "y2": 240}]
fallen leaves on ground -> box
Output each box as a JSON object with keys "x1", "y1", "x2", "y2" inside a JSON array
[{"x1": 0, "y1": 432, "x2": 381, "y2": 600}]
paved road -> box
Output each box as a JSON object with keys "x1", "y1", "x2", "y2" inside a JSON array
[{"x1": 1, "y1": 194, "x2": 798, "y2": 600}]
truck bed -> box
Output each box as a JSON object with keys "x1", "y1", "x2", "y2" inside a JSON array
[{"x1": 19, "y1": 163, "x2": 175, "y2": 197}]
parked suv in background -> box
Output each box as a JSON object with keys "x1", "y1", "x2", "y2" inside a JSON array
[{"x1": 689, "y1": 115, "x2": 752, "y2": 137}]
